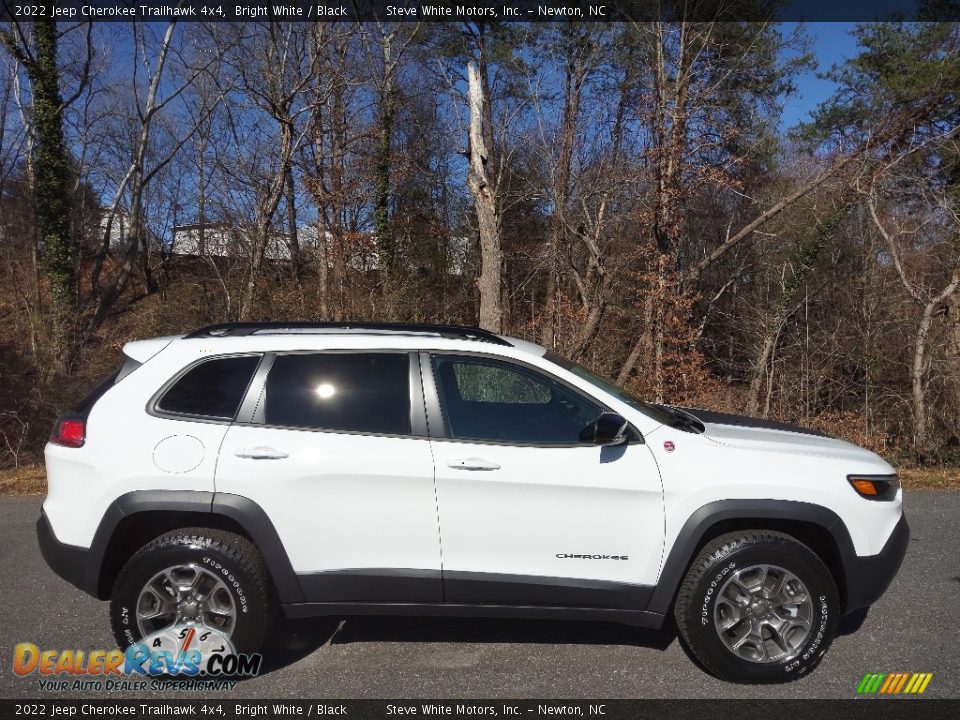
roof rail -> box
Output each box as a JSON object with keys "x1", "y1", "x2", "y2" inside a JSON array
[{"x1": 183, "y1": 322, "x2": 513, "y2": 346}]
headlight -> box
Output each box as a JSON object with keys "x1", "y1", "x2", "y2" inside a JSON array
[{"x1": 847, "y1": 474, "x2": 900, "y2": 501}]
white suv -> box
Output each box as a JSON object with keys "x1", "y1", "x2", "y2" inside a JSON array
[{"x1": 38, "y1": 322, "x2": 908, "y2": 683}]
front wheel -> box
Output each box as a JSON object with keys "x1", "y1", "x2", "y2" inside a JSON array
[
  {"x1": 673, "y1": 530, "x2": 838, "y2": 683},
  {"x1": 109, "y1": 528, "x2": 274, "y2": 655}
]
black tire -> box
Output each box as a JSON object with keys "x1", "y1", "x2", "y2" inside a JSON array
[
  {"x1": 109, "y1": 528, "x2": 274, "y2": 655},
  {"x1": 673, "y1": 530, "x2": 838, "y2": 684}
]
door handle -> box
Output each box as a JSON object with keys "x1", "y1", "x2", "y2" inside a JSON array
[
  {"x1": 233, "y1": 446, "x2": 289, "y2": 460},
  {"x1": 447, "y1": 457, "x2": 500, "y2": 471}
]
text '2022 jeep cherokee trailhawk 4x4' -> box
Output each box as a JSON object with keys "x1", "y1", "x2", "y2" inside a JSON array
[{"x1": 38, "y1": 322, "x2": 909, "y2": 683}]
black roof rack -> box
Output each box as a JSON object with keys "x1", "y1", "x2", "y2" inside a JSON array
[{"x1": 183, "y1": 322, "x2": 513, "y2": 346}]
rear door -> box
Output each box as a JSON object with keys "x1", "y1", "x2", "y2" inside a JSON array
[
  {"x1": 425, "y1": 352, "x2": 664, "y2": 608},
  {"x1": 215, "y1": 351, "x2": 442, "y2": 602}
]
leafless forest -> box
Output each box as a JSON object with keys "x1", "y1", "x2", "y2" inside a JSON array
[{"x1": 1, "y1": 15, "x2": 958, "y2": 468}]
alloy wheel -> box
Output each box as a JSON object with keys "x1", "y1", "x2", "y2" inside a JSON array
[
  {"x1": 135, "y1": 563, "x2": 236, "y2": 638},
  {"x1": 713, "y1": 564, "x2": 813, "y2": 664}
]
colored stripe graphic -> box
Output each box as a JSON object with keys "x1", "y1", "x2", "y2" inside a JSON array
[
  {"x1": 893, "y1": 673, "x2": 909, "y2": 693},
  {"x1": 857, "y1": 673, "x2": 932, "y2": 695},
  {"x1": 857, "y1": 673, "x2": 885, "y2": 694},
  {"x1": 879, "y1": 674, "x2": 896, "y2": 693},
  {"x1": 907, "y1": 673, "x2": 934, "y2": 694}
]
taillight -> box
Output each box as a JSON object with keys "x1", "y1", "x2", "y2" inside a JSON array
[{"x1": 50, "y1": 415, "x2": 86, "y2": 448}]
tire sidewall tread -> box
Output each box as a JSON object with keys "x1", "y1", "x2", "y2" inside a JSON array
[
  {"x1": 109, "y1": 528, "x2": 273, "y2": 655},
  {"x1": 673, "y1": 530, "x2": 839, "y2": 684}
]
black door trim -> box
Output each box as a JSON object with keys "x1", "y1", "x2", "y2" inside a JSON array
[
  {"x1": 297, "y1": 568, "x2": 443, "y2": 603},
  {"x1": 443, "y1": 570, "x2": 654, "y2": 609},
  {"x1": 296, "y1": 568, "x2": 653, "y2": 611}
]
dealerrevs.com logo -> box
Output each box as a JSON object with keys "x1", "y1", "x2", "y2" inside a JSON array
[
  {"x1": 13, "y1": 631, "x2": 262, "y2": 692},
  {"x1": 857, "y1": 673, "x2": 934, "y2": 695}
]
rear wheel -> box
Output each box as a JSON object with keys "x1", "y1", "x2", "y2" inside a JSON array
[
  {"x1": 673, "y1": 530, "x2": 838, "y2": 683},
  {"x1": 109, "y1": 528, "x2": 274, "y2": 655}
]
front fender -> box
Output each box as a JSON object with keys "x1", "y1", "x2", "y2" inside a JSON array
[{"x1": 645, "y1": 499, "x2": 858, "y2": 615}]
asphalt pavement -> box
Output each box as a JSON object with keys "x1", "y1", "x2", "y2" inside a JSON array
[{"x1": 1, "y1": 492, "x2": 957, "y2": 699}]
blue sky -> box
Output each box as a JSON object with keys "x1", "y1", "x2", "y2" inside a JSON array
[
  {"x1": 780, "y1": 22, "x2": 860, "y2": 128},
  {"x1": 92, "y1": 21, "x2": 862, "y2": 132}
]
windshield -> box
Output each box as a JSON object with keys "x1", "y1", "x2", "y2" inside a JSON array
[{"x1": 543, "y1": 352, "x2": 678, "y2": 427}]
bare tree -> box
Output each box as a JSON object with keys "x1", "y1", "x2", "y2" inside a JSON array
[
  {"x1": 90, "y1": 21, "x2": 222, "y2": 331},
  {"x1": 467, "y1": 59, "x2": 502, "y2": 332},
  {"x1": 745, "y1": 203, "x2": 846, "y2": 414},
  {"x1": 866, "y1": 184, "x2": 960, "y2": 454},
  {"x1": 536, "y1": 24, "x2": 602, "y2": 348},
  {"x1": 302, "y1": 23, "x2": 359, "y2": 320},
  {"x1": 216, "y1": 22, "x2": 319, "y2": 322},
  {"x1": 2, "y1": 21, "x2": 960, "y2": 470},
  {"x1": 615, "y1": 18, "x2": 960, "y2": 397},
  {"x1": 614, "y1": 19, "x2": 804, "y2": 393}
]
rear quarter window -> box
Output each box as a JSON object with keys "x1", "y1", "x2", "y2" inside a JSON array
[{"x1": 156, "y1": 355, "x2": 260, "y2": 420}]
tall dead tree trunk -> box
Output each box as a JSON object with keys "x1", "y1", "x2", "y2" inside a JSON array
[{"x1": 466, "y1": 60, "x2": 502, "y2": 333}]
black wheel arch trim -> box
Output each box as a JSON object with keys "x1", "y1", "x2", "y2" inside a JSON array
[
  {"x1": 67, "y1": 490, "x2": 303, "y2": 603},
  {"x1": 210, "y1": 492, "x2": 304, "y2": 603},
  {"x1": 645, "y1": 498, "x2": 904, "y2": 616},
  {"x1": 86, "y1": 490, "x2": 216, "y2": 598}
]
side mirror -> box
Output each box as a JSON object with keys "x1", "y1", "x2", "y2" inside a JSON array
[{"x1": 580, "y1": 412, "x2": 631, "y2": 446}]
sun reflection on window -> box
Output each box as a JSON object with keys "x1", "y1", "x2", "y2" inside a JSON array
[{"x1": 314, "y1": 382, "x2": 336, "y2": 399}]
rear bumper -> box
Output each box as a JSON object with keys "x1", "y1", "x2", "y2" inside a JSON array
[
  {"x1": 37, "y1": 510, "x2": 99, "y2": 597},
  {"x1": 843, "y1": 513, "x2": 909, "y2": 613}
]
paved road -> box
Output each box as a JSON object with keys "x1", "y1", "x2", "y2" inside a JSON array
[{"x1": 1, "y1": 493, "x2": 957, "y2": 699}]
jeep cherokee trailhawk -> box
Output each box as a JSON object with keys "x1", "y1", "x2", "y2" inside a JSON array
[{"x1": 38, "y1": 322, "x2": 909, "y2": 683}]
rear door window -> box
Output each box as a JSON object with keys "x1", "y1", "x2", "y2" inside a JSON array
[
  {"x1": 157, "y1": 355, "x2": 260, "y2": 420},
  {"x1": 262, "y1": 353, "x2": 411, "y2": 435}
]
